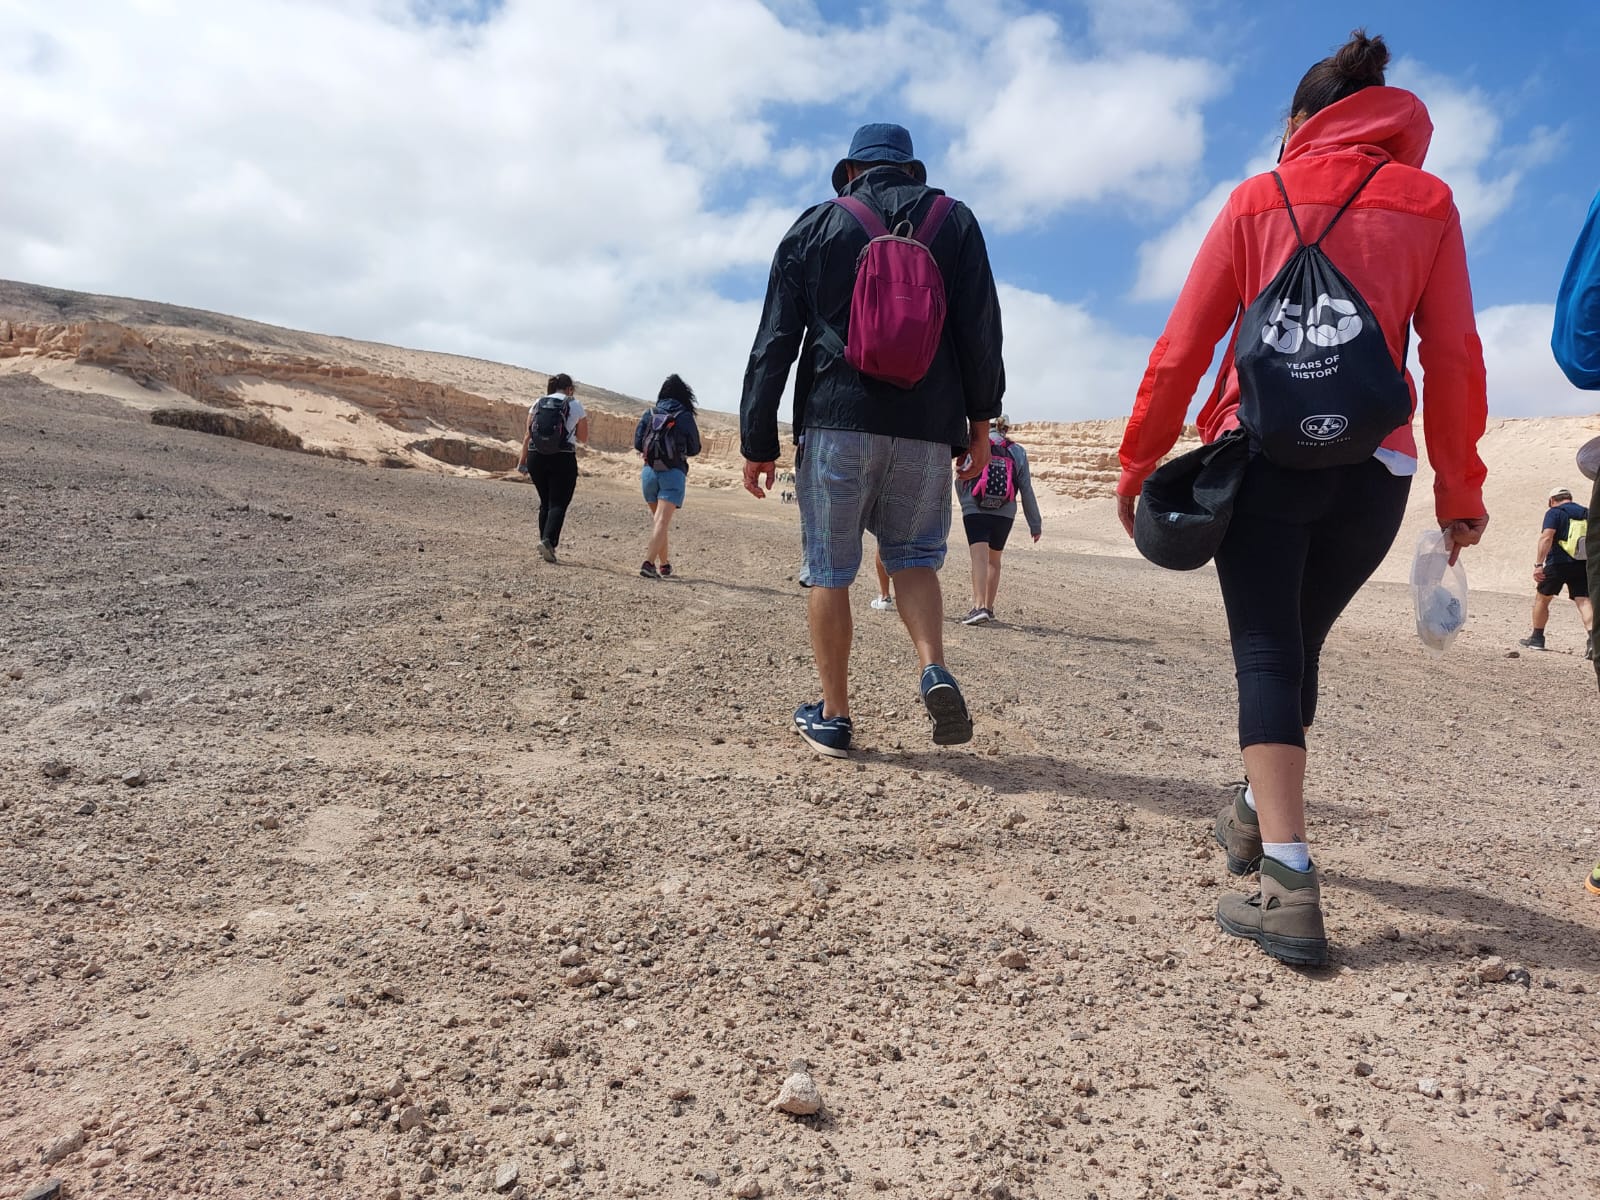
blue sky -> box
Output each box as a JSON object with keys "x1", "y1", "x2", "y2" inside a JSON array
[{"x1": 3, "y1": 0, "x2": 1598, "y2": 422}]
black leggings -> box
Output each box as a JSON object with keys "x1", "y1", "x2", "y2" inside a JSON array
[
  {"x1": 1214, "y1": 456, "x2": 1410, "y2": 749},
  {"x1": 528, "y1": 453, "x2": 579, "y2": 548}
]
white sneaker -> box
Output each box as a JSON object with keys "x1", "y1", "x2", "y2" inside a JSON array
[{"x1": 869, "y1": 595, "x2": 894, "y2": 611}]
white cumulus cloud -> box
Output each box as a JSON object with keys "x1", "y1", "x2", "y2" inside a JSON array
[{"x1": 1473, "y1": 304, "x2": 1596, "y2": 418}]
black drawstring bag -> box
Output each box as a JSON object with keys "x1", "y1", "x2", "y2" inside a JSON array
[
  {"x1": 1135, "y1": 429, "x2": 1251, "y2": 571},
  {"x1": 1235, "y1": 162, "x2": 1412, "y2": 469}
]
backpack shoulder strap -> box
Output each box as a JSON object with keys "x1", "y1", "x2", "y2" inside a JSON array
[
  {"x1": 912, "y1": 195, "x2": 955, "y2": 246},
  {"x1": 1312, "y1": 160, "x2": 1385, "y2": 247},
  {"x1": 831, "y1": 196, "x2": 890, "y2": 239},
  {"x1": 1270, "y1": 172, "x2": 1307, "y2": 248}
]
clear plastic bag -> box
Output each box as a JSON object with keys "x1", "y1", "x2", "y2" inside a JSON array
[{"x1": 1410, "y1": 529, "x2": 1468, "y2": 655}]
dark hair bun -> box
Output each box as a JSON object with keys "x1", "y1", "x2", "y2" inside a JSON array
[
  {"x1": 1290, "y1": 28, "x2": 1389, "y2": 120},
  {"x1": 1332, "y1": 29, "x2": 1388, "y2": 87}
]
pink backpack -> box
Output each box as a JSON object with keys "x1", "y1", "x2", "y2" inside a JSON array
[
  {"x1": 832, "y1": 194, "x2": 956, "y2": 389},
  {"x1": 972, "y1": 438, "x2": 1017, "y2": 509}
]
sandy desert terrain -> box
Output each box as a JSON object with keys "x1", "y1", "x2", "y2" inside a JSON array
[{"x1": 3, "y1": 357, "x2": 1600, "y2": 1200}]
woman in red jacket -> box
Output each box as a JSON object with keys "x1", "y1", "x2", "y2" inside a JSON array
[{"x1": 1116, "y1": 30, "x2": 1489, "y2": 966}]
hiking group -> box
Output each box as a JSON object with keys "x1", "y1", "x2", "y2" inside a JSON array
[{"x1": 518, "y1": 29, "x2": 1600, "y2": 963}]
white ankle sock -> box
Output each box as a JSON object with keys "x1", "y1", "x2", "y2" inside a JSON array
[
  {"x1": 1263, "y1": 841, "x2": 1310, "y2": 872},
  {"x1": 1243, "y1": 784, "x2": 1257, "y2": 812}
]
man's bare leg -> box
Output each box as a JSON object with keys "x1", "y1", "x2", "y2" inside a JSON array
[{"x1": 809, "y1": 586, "x2": 853, "y2": 718}]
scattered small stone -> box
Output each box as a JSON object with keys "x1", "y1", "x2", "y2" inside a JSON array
[
  {"x1": 41, "y1": 760, "x2": 70, "y2": 779},
  {"x1": 22, "y1": 1181, "x2": 64, "y2": 1200},
  {"x1": 85, "y1": 1148, "x2": 115, "y2": 1169},
  {"x1": 256, "y1": 814, "x2": 281, "y2": 831},
  {"x1": 1238, "y1": 992, "x2": 1260, "y2": 1010},
  {"x1": 494, "y1": 1162, "x2": 520, "y2": 1192},
  {"x1": 733, "y1": 1174, "x2": 762, "y2": 1198},
  {"x1": 1418, "y1": 1077, "x2": 1442, "y2": 1099},
  {"x1": 121, "y1": 769, "x2": 147, "y2": 788},
  {"x1": 40, "y1": 1128, "x2": 84, "y2": 1165},
  {"x1": 398, "y1": 1105, "x2": 427, "y2": 1132},
  {"x1": 558, "y1": 945, "x2": 587, "y2": 967},
  {"x1": 769, "y1": 1061, "x2": 823, "y2": 1116},
  {"x1": 1354, "y1": 1061, "x2": 1374, "y2": 1078},
  {"x1": 1477, "y1": 956, "x2": 1510, "y2": 983},
  {"x1": 997, "y1": 947, "x2": 1028, "y2": 970},
  {"x1": 693, "y1": 1168, "x2": 721, "y2": 1186},
  {"x1": 76, "y1": 799, "x2": 97, "y2": 816},
  {"x1": 1505, "y1": 650, "x2": 1520, "y2": 658},
  {"x1": 569, "y1": 685, "x2": 586, "y2": 701}
]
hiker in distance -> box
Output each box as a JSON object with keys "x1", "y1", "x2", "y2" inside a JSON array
[
  {"x1": 740, "y1": 122, "x2": 1005, "y2": 758},
  {"x1": 1518, "y1": 487, "x2": 1593, "y2": 657},
  {"x1": 1116, "y1": 31, "x2": 1488, "y2": 966},
  {"x1": 956, "y1": 414, "x2": 1041, "y2": 625},
  {"x1": 634, "y1": 374, "x2": 703, "y2": 579},
  {"x1": 519, "y1": 372, "x2": 589, "y2": 564}
]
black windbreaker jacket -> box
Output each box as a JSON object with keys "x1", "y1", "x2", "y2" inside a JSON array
[{"x1": 739, "y1": 166, "x2": 1006, "y2": 462}]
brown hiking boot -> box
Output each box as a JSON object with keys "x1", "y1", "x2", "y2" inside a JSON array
[
  {"x1": 1213, "y1": 783, "x2": 1262, "y2": 876},
  {"x1": 1216, "y1": 857, "x2": 1328, "y2": 967}
]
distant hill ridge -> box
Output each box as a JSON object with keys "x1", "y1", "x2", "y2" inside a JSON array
[{"x1": 0, "y1": 278, "x2": 748, "y2": 474}]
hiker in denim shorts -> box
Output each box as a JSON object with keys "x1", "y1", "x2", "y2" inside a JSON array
[{"x1": 739, "y1": 123, "x2": 1006, "y2": 759}]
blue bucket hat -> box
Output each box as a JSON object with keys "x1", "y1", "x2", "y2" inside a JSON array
[{"x1": 832, "y1": 122, "x2": 926, "y2": 194}]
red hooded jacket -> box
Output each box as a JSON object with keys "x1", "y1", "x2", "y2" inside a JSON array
[{"x1": 1118, "y1": 86, "x2": 1488, "y2": 523}]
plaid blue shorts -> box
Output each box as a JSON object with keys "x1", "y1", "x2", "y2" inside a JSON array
[{"x1": 797, "y1": 429, "x2": 953, "y2": 588}]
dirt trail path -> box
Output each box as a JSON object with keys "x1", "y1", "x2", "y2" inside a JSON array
[{"x1": 2, "y1": 376, "x2": 1598, "y2": 1200}]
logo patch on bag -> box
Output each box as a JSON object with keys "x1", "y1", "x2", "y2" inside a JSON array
[{"x1": 1300, "y1": 415, "x2": 1349, "y2": 441}]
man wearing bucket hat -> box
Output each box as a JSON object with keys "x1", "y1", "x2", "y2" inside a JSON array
[{"x1": 739, "y1": 122, "x2": 1005, "y2": 758}]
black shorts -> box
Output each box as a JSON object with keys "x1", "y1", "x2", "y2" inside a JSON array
[
  {"x1": 1538, "y1": 561, "x2": 1588, "y2": 598},
  {"x1": 963, "y1": 512, "x2": 1014, "y2": 551}
]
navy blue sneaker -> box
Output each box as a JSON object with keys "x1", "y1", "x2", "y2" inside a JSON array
[
  {"x1": 920, "y1": 665, "x2": 973, "y2": 746},
  {"x1": 794, "y1": 701, "x2": 852, "y2": 758}
]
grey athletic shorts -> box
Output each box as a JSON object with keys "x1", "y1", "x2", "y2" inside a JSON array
[{"x1": 797, "y1": 429, "x2": 952, "y2": 588}]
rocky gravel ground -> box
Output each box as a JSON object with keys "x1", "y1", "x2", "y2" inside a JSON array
[{"x1": 2, "y1": 375, "x2": 1598, "y2": 1200}]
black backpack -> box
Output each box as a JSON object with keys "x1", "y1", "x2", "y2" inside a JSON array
[
  {"x1": 642, "y1": 409, "x2": 685, "y2": 470},
  {"x1": 528, "y1": 394, "x2": 570, "y2": 455},
  {"x1": 1235, "y1": 162, "x2": 1412, "y2": 469}
]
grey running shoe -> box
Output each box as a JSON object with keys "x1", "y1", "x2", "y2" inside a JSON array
[
  {"x1": 538, "y1": 539, "x2": 556, "y2": 563},
  {"x1": 1216, "y1": 857, "x2": 1329, "y2": 967},
  {"x1": 1519, "y1": 632, "x2": 1546, "y2": 651}
]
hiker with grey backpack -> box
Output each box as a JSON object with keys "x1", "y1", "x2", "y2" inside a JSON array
[
  {"x1": 634, "y1": 374, "x2": 703, "y2": 579},
  {"x1": 1115, "y1": 31, "x2": 1489, "y2": 966}
]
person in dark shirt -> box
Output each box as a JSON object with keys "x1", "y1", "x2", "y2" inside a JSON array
[
  {"x1": 739, "y1": 122, "x2": 1005, "y2": 759},
  {"x1": 633, "y1": 374, "x2": 703, "y2": 580},
  {"x1": 1518, "y1": 486, "x2": 1593, "y2": 656}
]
